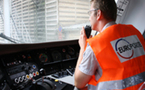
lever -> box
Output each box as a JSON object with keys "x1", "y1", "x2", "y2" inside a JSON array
[{"x1": 66, "y1": 69, "x2": 73, "y2": 76}]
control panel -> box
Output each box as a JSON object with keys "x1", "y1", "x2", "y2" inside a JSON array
[
  {"x1": 1, "y1": 57, "x2": 40, "y2": 90},
  {"x1": 0, "y1": 40, "x2": 79, "y2": 90}
]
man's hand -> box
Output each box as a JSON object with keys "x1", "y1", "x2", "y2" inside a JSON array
[{"x1": 79, "y1": 27, "x2": 87, "y2": 50}]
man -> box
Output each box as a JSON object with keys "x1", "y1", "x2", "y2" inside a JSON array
[{"x1": 74, "y1": 0, "x2": 145, "y2": 90}]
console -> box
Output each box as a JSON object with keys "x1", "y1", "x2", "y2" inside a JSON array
[{"x1": 0, "y1": 40, "x2": 79, "y2": 90}]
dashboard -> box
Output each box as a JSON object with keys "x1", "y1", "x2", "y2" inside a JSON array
[{"x1": 0, "y1": 39, "x2": 79, "y2": 90}]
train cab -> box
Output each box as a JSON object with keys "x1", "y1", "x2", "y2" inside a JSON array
[{"x1": 0, "y1": 0, "x2": 145, "y2": 90}]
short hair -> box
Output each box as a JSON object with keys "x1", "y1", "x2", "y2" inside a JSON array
[{"x1": 91, "y1": 0, "x2": 117, "y2": 21}]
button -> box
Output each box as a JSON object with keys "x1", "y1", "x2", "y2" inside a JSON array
[
  {"x1": 55, "y1": 79, "x2": 58, "y2": 82},
  {"x1": 29, "y1": 73, "x2": 33, "y2": 78},
  {"x1": 19, "y1": 77, "x2": 23, "y2": 82},
  {"x1": 26, "y1": 75, "x2": 30, "y2": 79},
  {"x1": 22, "y1": 76, "x2": 26, "y2": 81},
  {"x1": 7, "y1": 63, "x2": 9, "y2": 66},
  {"x1": 33, "y1": 72, "x2": 36, "y2": 77},
  {"x1": 32, "y1": 65, "x2": 36, "y2": 69},
  {"x1": 36, "y1": 71, "x2": 39, "y2": 76},
  {"x1": 15, "y1": 78, "x2": 19, "y2": 84}
]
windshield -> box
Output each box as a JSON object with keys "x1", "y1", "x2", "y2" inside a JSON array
[{"x1": 0, "y1": 0, "x2": 91, "y2": 44}]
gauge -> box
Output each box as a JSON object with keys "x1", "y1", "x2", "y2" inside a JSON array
[
  {"x1": 27, "y1": 54, "x2": 32, "y2": 61},
  {"x1": 62, "y1": 48, "x2": 66, "y2": 53},
  {"x1": 66, "y1": 54, "x2": 71, "y2": 59},
  {"x1": 68, "y1": 46, "x2": 75, "y2": 55},
  {"x1": 22, "y1": 54, "x2": 32, "y2": 61},
  {"x1": 51, "y1": 51, "x2": 62, "y2": 61},
  {"x1": 39, "y1": 53, "x2": 48, "y2": 63}
]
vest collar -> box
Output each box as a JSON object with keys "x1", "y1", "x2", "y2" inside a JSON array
[{"x1": 97, "y1": 21, "x2": 116, "y2": 35}]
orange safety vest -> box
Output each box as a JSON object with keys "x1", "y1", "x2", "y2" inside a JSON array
[{"x1": 87, "y1": 24, "x2": 145, "y2": 90}]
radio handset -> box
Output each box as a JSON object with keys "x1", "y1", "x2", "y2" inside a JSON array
[{"x1": 84, "y1": 25, "x2": 92, "y2": 38}]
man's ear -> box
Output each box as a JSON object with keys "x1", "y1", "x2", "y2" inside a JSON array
[{"x1": 96, "y1": 10, "x2": 102, "y2": 20}]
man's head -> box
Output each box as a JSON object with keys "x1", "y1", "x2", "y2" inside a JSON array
[
  {"x1": 89, "y1": 0, "x2": 117, "y2": 31},
  {"x1": 91, "y1": 0, "x2": 117, "y2": 21}
]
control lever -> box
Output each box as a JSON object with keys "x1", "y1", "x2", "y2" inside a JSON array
[
  {"x1": 31, "y1": 78, "x2": 56, "y2": 90},
  {"x1": 40, "y1": 68, "x2": 46, "y2": 76},
  {"x1": 66, "y1": 69, "x2": 73, "y2": 76},
  {"x1": 39, "y1": 68, "x2": 46, "y2": 83}
]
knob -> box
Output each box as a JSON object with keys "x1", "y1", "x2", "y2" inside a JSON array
[
  {"x1": 14, "y1": 78, "x2": 19, "y2": 84},
  {"x1": 26, "y1": 75, "x2": 30, "y2": 79},
  {"x1": 22, "y1": 76, "x2": 26, "y2": 81},
  {"x1": 33, "y1": 72, "x2": 36, "y2": 77},
  {"x1": 29, "y1": 73, "x2": 33, "y2": 78},
  {"x1": 32, "y1": 65, "x2": 36, "y2": 69},
  {"x1": 36, "y1": 71, "x2": 39, "y2": 76},
  {"x1": 39, "y1": 68, "x2": 46, "y2": 76},
  {"x1": 19, "y1": 77, "x2": 23, "y2": 82}
]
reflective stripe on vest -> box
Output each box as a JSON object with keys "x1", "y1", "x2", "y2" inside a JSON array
[
  {"x1": 96, "y1": 71, "x2": 145, "y2": 90},
  {"x1": 87, "y1": 24, "x2": 145, "y2": 89}
]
